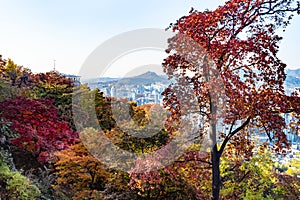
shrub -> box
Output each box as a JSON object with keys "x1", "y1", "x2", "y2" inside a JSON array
[{"x1": 0, "y1": 159, "x2": 40, "y2": 200}]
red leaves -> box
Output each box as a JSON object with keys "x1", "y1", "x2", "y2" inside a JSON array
[
  {"x1": 162, "y1": 2, "x2": 300, "y2": 198},
  {"x1": 163, "y1": 0, "x2": 300, "y2": 148},
  {"x1": 0, "y1": 96, "x2": 78, "y2": 162},
  {"x1": 128, "y1": 151, "x2": 208, "y2": 199},
  {"x1": 31, "y1": 71, "x2": 73, "y2": 88}
]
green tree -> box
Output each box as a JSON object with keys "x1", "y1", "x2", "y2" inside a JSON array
[{"x1": 0, "y1": 159, "x2": 40, "y2": 200}]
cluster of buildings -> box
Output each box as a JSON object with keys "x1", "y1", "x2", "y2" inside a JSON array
[
  {"x1": 86, "y1": 73, "x2": 300, "y2": 165},
  {"x1": 64, "y1": 74, "x2": 81, "y2": 86},
  {"x1": 97, "y1": 81, "x2": 168, "y2": 105},
  {"x1": 251, "y1": 113, "x2": 300, "y2": 164}
]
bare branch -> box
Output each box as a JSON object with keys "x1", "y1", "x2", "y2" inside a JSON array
[{"x1": 219, "y1": 117, "x2": 252, "y2": 155}]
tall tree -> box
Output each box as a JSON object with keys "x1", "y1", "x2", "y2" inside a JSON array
[{"x1": 162, "y1": 0, "x2": 300, "y2": 199}]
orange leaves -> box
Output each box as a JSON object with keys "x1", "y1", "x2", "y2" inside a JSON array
[
  {"x1": 54, "y1": 142, "x2": 110, "y2": 198},
  {"x1": 22, "y1": 110, "x2": 33, "y2": 115}
]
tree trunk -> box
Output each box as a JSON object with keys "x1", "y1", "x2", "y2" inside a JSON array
[
  {"x1": 208, "y1": 71, "x2": 221, "y2": 199},
  {"x1": 210, "y1": 115, "x2": 221, "y2": 200},
  {"x1": 212, "y1": 144, "x2": 221, "y2": 200}
]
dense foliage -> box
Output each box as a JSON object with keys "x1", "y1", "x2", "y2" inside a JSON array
[
  {"x1": 163, "y1": 0, "x2": 300, "y2": 198},
  {"x1": 0, "y1": 97, "x2": 78, "y2": 162},
  {"x1": 0, "y1": 1, "x2": 300, "y2": 199},
  {"x1": 0, "y1": 160, "x2": 40, "y2": 200}
]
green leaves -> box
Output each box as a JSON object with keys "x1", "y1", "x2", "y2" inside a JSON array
[
  {"x1": 220, "y1": 147, "x2": 300, "y2": 199},
  {"x1": 0, "y1": 160, "x2": 40, "y2": 200}
]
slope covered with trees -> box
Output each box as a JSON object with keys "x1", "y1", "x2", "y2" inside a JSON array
[{"x1": 0, "y1": 0, "x2": 300, "y2": 199}]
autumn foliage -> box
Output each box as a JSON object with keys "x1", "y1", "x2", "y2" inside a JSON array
[
  {"x1": 1, "y1": 0, "x2": 300, "y2": 199},
  {"x1": 53, "y1": 141, "x2": 110, "y2": 198},
  {"x1": 0, "y1": 96, "x2": 78, "y2": 162},
  {"x1": 163, "y1": 0, "x2": 300, "y2": 199}
]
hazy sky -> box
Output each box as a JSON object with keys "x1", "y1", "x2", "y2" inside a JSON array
[{"x1": 0, "y1": 0, "x2": 299, "y2": 77}]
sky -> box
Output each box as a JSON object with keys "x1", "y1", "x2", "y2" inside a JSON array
[{"x1": 0, "y1": 0, "x2": 299, "y2": 78}]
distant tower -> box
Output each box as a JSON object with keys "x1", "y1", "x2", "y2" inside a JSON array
[
  {"x1": 53, "y1": 59, "x2": 56, "y2": 71},
  {"x1": 110, "y1": 86, "x2": 116, "y2": 97}
]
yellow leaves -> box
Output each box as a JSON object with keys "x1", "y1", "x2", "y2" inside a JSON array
[
  {"x1": 4, "y1": 58, "x2": 21, "y2": 80},
  {"x1": 5, "y1": 58, "x2": 17, "y2": 71},
  {"x1": 134, "y1": 179, "x2": 143, "y2": 191},
  {"x1": 285, "y1": 153, "x2": 300, "y2": 176}
]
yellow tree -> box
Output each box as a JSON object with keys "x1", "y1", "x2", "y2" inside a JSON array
[{"x1": 4, "y1": 58, "x2": 21, "y2": 86}]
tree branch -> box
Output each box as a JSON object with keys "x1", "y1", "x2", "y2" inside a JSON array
[
  {"x1": 238, "y1": 170, "x2": 251, "y2": 183},
  {"x1": 219, "y1": 116, "x2": 251, "y2": 155},
  {"x1": 262, "y1": 123, "x2": 273, "y2": 142}
]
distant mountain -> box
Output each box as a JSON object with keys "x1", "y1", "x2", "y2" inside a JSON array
[
  {"x1": 97, "y1": 77, "x2": 120, "y2": 83},
  {"x1": 81, "y1": 77, "x2": 121, "y2": 87},
  {"x1": 115, "y1": 71, "x2": 169, "y2": 86},
  {"x1": 83, "y1": 69, "x2": 300, "y2": 92},
  {"x1": 286, "y1": 68, "x2": 300, "y2": 78},
  {"x1": 285, "y1": 69, "x2": 300, "y2": 92}
]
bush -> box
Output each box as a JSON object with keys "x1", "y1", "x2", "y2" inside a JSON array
[{"x1": 0, "y1": 159, "x2": 40, "y2": 200}]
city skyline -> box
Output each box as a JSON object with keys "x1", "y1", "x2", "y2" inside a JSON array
[{"x1": 0, "y1": 0, "x2": 299, "y2": 77}]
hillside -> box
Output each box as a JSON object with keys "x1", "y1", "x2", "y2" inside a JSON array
[
  {"x1": 84, "y1": 69, "x2": 300, "y2": 91},
  {"x1": 105, "y1": 71, "x2": 169, "y2": 86}
]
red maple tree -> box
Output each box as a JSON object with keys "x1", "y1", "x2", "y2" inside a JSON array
[
  {"x1": 162, "y1": 0, "x2": 300, "y2": 199},
  {"x1": 0, "y1": 96, "x2": 78, "y2": 162}
]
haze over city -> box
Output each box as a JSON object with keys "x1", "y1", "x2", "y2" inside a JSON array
[{"x1": 0, "y1": 0, "x2": 299, "y2": 77}]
